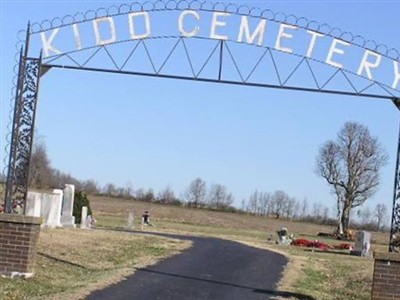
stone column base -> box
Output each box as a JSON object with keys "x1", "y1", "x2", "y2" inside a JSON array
[
  {"x1": 371, "y1": 252, "x2": 400, "y2": 300},
  {"x1": 0, "y1": 213, "x2": 41, "y2": 278}
]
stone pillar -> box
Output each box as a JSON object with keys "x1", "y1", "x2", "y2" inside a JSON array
[
  {"x1": 0, "y1": 214, "x2": 41, "y2": 278},
  {"x1": 61, "y1": 184, "x2": 75, "y2": 227},
  {"x1": 80, "y1": 206, "x2": 88, "y2": 229},
  {"x1": 371, "y1": 252, "x2": 400, "y2": 300}
]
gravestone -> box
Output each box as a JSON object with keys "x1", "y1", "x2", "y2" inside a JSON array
[
  {"x1": 41, "y1": 190, "x2": 63, "y2": 228},
  {"x1": 80, "y1": 206, "x2": 88, "y2": 229},
  {"x1": 351, "y1": 231, "x2": 371, "y2": 257},
  {"x1": 276, "y1": 227, "x2": 291, "y2": 246},
  {"x1": 25, "y1": 191, "x2": 42, "y2": 217},
  {"x1": 125, "y1": 211, "x2": 134, "y2": 230},
  {"x1": 61, "y1": 184, "x2": 75, "y2": 227},
  {"x1": 86, "y1": 215, "x2": 92, "y2": 229}
]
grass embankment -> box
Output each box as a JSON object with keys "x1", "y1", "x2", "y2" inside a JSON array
[
  {"x1": 0, "y1": 228, "x2": 191, "y2": 300},
  {"x1": 91, "y1": 195, "x2": 388, "y2": 300}
]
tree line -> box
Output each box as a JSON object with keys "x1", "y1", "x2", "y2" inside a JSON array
[
  {"x1": 1, "y1": 120, "x2": 390, "y2": 233},
  {"x1": 21, "y1": 135, "x2": 390, "y2": 230}
]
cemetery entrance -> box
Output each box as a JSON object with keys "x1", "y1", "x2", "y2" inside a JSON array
[{"x1": 1, "y1": 2, "x2": 400, "y2": 296}]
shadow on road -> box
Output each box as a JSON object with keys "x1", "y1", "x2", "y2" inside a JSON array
[{"x1": 135, "y1": 267, "x2": 316, "y2": 300}]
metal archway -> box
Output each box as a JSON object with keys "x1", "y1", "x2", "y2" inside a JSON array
[{"x1": 3, "y1": 0, "x2": 400, "y2": 251}]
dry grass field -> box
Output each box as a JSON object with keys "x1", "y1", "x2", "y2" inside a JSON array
[
  {"x1": 91, "y1": 195, "x2": 389, "y2": 247},
  {"x1": 0, "y1": 227, "x2": 191, "y2": 300},
  {"x1": 91, "y1": 195, "x2": 389, "y2": 300},
  {"x1": 0, "y1": 192, "x2": 390, "y2": 299}
]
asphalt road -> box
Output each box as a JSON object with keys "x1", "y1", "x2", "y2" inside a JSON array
[{"x1": 86, "y1": 231, "x2": 300, "y2": 300}]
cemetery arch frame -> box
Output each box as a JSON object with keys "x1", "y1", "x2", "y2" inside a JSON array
[{"x1": 2, "y1": 0, "x2": 400, "y2": 252}]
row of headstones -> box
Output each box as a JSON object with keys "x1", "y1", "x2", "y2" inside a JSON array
[
  {"x1": 126, "y1": 211, "x2": 148, "y2": 229},
  {"x1": 26, "y1": 184, "x2": 91, "y2": 229}
]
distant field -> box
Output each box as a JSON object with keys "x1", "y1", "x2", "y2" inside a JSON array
[
  {"x1": 90, "y1": 195, "x2": 388, "y2": 300},
  {"x1": 90, "y1": 195, "x2": 389, "y2": 248}
]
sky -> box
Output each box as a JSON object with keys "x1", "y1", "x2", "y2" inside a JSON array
[{"x1": 1, "y1": 0, "x2": 400, "y2": 217}]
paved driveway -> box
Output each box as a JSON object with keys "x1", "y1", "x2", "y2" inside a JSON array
[{"x1": 86, "y1": 231, "x2": 311, "y2": 300}]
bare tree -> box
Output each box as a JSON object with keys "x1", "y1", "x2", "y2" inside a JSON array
[
  {"x1": 322, "y1": 206, "x2": 330, "y2": 222},
  {"x1": 184, "y1": 178, "x2": 206, "y2": 207},
  {"x1": 316, "y1": 122, "x2": 388, "y2": 234},
  {"x1": 0, "y1": 172, "x2": 6, "y2": 182},
  {"x1": 208, "y1": 183, "x2": 233, "y2": 209},
  {"x1": 259, "y1": 192, "x2": 271, "y2": 216},
  {"x1": 293, "y1": 199, "x2": 301, "y2": 220},
  {"x1": 284, "y1": 197, "x2": 296, "y2": 219},
  {"x1": 271, "y1": 190, "x2": 289, "y2": 219},
  {"x1": 358, "y1": 207, "x2": 372, "y2": 225},
  {"x1": 28, "y1": 136, "x2": 53, "y2": 189},
  {"x1": 143, "y1": 188, "x2": 155, "y2": 202},
  {"x1": 301, "y1": 198, "x2": 309, "y2": 219},
  {"x1": 135, "y1": 188, "x2": 145, "y2": 199},
  {"x1": 247, "y1": 190, "x2": 259, "y2": 215},
  {"x1": 375, "y1": 203, "x2": 388, "y2": 231},
  {"x1": 312, "y1": 203, "x2": 322, "y2": 219},
  {"x1": 103, "y1": 183, "x2": 117, "y2": 196},
  {"x1": 49, "y1": 169, "x2": 80, "y2": 189},
  {"x1": 241, "y1": 199, "x2": 246, "y2": 212},
  {"x1": 82, "y1": 179, "x2": 100, "y2": 194},
  {"x1": 116, "y1": 187, "x2": 125, "y2": 198},
  {"x1": 123, "y1": 181, "x2": 134, "y2": 199},
  {"x1": 157, "y1": 185, "x2": 176, "y2": 204}
]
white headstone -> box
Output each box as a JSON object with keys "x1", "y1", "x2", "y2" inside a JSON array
[
  {"x1": 277, "y1": 227, "x2": 291, "y2": 245},
  {"x1": 26, "y1": 191, "x2": 42, "y2": 217},
  {"x1": 61, "y1": 184, "x2": 76, "y2": 227},
  {"x1": 86, "y1": 215, "x2": 92, "y2": 229},
  {"x1": 126, "y1": 212, "x2": 134, "y2": 229},
  {"x1": 353, "y1": 231, "x2": 372, "y2": 257},
  {"x1": 80, "y1": 206, "x2": 88, "y2": 229},
  {"x1": 40, "y1": 190, "x2": 63, "y2": 228}
]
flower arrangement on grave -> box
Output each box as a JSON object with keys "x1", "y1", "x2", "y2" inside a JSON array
[{"x1": 291, "y1": 238, "x2": 352, "y2": 251}]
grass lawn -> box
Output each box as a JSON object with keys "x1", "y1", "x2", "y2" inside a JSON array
[{"x1": 0, "y1": 228, "x2": 191, "y2": 300}]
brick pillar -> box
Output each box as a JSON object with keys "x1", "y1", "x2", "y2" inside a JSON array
[
  {"x1": 0, "y1": 213, "x2": 41, "y2": 278},
  {"x1": 372, "y1": 252, "x2": 400, "y2": 300}
]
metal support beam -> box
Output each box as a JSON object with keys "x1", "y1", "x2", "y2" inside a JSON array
[
  {"x1": 4, "y1": 49, "x2": 26, "y2": 213},
  {"x1": 218, "y1": 40, "x2": 223, "y2": 81},
  {"x1": 390, "y1": 118, "x2": 400, "y2": 252},
  {"x1": 4, "y1": 56, "x2": 42, "y2": 213},
  {"x1": 41, "y1": 63, "x2": 395, "y2": 101}
]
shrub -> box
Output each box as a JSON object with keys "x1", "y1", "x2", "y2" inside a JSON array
[{"x1": 73, "y1": 191, "x2": 93, "y2": 224}]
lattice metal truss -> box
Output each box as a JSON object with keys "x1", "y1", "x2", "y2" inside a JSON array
[
  {"x1": 41, "y1": 37, "x2": 400, "y2": 101},
  {"x1": 27, "y1": 0, "x2": 399, "y2": 101},
  {"x1": 4, "y1": 50, "x2": 42, "y2": 214}
]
